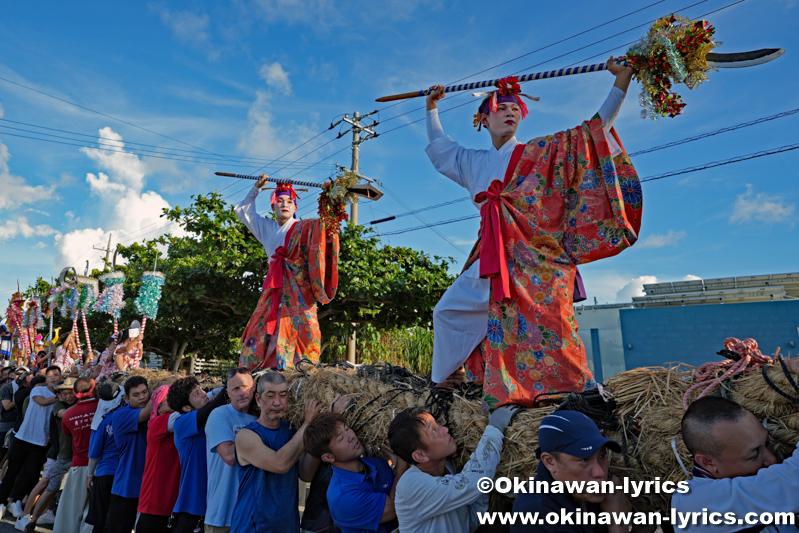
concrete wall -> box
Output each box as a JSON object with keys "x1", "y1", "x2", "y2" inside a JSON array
[
  {"x1": 575, "y1": 306, "x2": 631, "y2": 381},
  {"x1": 619, "y1": 300, "x2": 799, "y2": 369}
]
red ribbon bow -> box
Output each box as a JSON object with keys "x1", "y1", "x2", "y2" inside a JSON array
[
  {"x1": 475, "y1": 179, "x2": 511, "y2": 302},
  {"x1": 262, "y1": 245, "x2": 289, "y2": 335}
]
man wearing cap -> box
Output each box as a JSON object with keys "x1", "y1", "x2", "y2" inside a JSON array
[
  {"x1": 388, "y1": 404, "x2": 519, "y2": 533},
  {"x1": 511, "y1": 410, "x2": 636, "y2": 533},
  {"x1": 425, "y1": 59, "x2": 641, "y2": 409},
  {"x1": 0, "y1": 365, "x2": 61, "y2": 519},
  {"x1": 17, "y1": 374, "x2": 77, "y2": 530},
  {"x1": 235, "y1": 174, "x2": 339, "y2": 371}
]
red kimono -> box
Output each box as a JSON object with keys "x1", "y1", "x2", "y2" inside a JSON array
[
  {"x1": 240, "y1": 219, "x2": 339, "y2": 370},
  {"x1": 464, "y1": 117, "x2": 642, "y2": 408}
]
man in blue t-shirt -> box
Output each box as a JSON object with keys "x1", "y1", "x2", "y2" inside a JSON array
[
  {"x1": 204, "y1": 368, "x2": 257, "y2": 533},
  {"x1": 105, "y1": 375, "x2": 152, "y2": 533},
  {"x1": 167, "y1": 376, "x2": 228, "y2": 533},
  {"x1": 232, "y1": 371, "x2": 321, "y2": 533},
  {"x1": 86, "y1": 381, "x2": 123, "y2": 533},
  {"x1": 305, "y1": 411, "x2": 408, "y2": 533}
]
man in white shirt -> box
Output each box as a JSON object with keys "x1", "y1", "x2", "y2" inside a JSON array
[
  {"x1": 388, "y1": 404, "x2": 519, "y2": 533},
  {"x1": 673, "y1": 392, "x2": 799, "y2": 533},
  {"x1": 0, "y1": 365, "x2": 61, "y2": 519}
]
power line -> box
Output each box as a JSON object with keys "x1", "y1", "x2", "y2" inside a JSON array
[
  {"x1": 0, "y1": 118, "x2": 334, "y2": 167},
  {"x1": 380, "y1": 140, "x2": 799, "y2": 236},
  {"x1": 377, "y1": 0, "x2": 670, "y2": 120},
  {"x1": 641, "y1": 142, "x2": 799, "y2": 182},
  {"x1": 370, "y1": 197, "x2": 471, "y2": 224},
  {"x1": 0, "y1": 128, "x2": 336, "y2": 170},
  {"x1": 628, "y1": 107, "x2": 799, "y2": 157},
  {"x1": 379, "y1": 184, "x2": 468, "y2": 255}
]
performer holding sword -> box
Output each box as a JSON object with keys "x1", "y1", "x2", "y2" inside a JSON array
[
  {"x1": 235, "y1": 174, "x2": 339, "y2": 371},
  {"x1": 425, "y1": 57, "x2": 642, "y2": 408}
]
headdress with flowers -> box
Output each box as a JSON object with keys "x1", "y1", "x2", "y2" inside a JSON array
[
  {"x1": 270, "y1": 182, "x2": 300, "y2": 205},
  {"x1": 472, "y1": 76, "x2": 540, "y2": 130}
]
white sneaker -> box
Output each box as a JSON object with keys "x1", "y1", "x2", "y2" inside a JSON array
[
  {"x1": 38, "y1": 509, "x2": 55, "y2": 524},
  {"x1": 14, "y1": 514, "x2": 30, "y2": 531},
  {"x1": 9, "y1": 500, "x2": 23, "y2": 518},
  {"x1": 0, "y1": 503, "x2": 6, "y2": 519}
]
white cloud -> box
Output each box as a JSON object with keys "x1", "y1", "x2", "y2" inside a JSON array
[
  {"x1": 80, "y1": 128, "x2": 149, "y2": 192},
  {"x1": 151, "y1": 4, "x2": 220, "y2": 60},
  {"x1": 615, "y1": 275, "x2": 659, "y2": 303},
  {"x1": 86, "y1": 172, "x2": 128, "y2": 195},
  {"x1": 0, "y1": 217, "x2": 59, "y2": 242},
  {"x1": 237, "y1": 89, "x2": 316, "y2": 158},
  {"x1": 54, "y1": 129, "x2": 183, "y2": 272},
  {"x1": 683, "y1": 274, "x2": 702, "y2": 281},
  {"x1": 54, "y1": 228, "x2": 112, "y2": 271},
  {"x1": 0, "y1": 142, "x2": 59, "y2": 211},
  {"x1": 638, "y1": 230, "x2": 686, "y2": 249},
  {"x1": 729, "y1": 184, "x2": 796, "y2": 225},
  {"x1": 259, "y1": 62, "x2": 293, "y2": 95}
]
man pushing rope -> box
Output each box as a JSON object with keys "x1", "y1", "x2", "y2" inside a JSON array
[{"x1": 426, "y1": 58, "x2": 642, "y2": 408}]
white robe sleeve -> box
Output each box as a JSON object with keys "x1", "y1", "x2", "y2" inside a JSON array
[
  {"x1": 597, "y1": 86, "x2": 626, "y2": 156},
  {"x1": 234, "y1": 185, "x2": 277, "y2": 247},
  {"x1": 425, "y1": 109, "x2": 474, "y2": 189}
]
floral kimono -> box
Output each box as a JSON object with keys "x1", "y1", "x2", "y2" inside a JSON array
[
  {"x1": 464, "y1": 117, "x2": 642, "y2": 408},
  {"x1": 240, "y1": 219, "x2": 339, "y2": 371}
]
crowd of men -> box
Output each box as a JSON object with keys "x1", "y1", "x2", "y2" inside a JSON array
[{"x1": 2, "y1": 360, "x2": 799, "y2": 533}]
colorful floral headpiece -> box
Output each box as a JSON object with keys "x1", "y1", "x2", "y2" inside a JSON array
[
  {"x1": 472, "y1": 76, "x2": 540, "y2": 130},
  {"x1": 270, "y1": 183, "x2": 301, "y2": 205}
]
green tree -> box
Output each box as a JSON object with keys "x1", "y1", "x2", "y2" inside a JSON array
[
  {"x1": 108, "y1": 193, "x2": 456, "y2": 370},
  {"x1": 119, "y1": 193, "x2": 265, "y2": 370}
]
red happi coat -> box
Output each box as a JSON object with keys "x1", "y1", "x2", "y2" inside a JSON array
[
  {"x1": 240, "y1": 219, "x2": 339, "y2": 371},
  {"x1": 464, "y1": 117, "x2": 642, "y2": 408}
]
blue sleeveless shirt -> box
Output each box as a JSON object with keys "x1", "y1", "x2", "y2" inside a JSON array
[{"x1": 231, "y1": 420, "x2": 299, "y2": 533}]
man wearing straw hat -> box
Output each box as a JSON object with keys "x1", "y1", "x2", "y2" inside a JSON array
[
  {"x1": 235, "y1": 175, "x2": 339, "y2": 372},
  {"x1": 425, "y1": 59, "x2": 641, "y2": 409}
]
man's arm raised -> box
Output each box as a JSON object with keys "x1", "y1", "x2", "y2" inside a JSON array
[{"x1": 236, "y1": 398, "x2": 321, "y2": 474}]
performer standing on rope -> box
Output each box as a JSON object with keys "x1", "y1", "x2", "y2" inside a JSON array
[
  {"x1": 426, "y1": 57, "x2": 642, "y2": 408},
  {"x1": 235, "y1": 174, "x2": 339, "y2": 371}
]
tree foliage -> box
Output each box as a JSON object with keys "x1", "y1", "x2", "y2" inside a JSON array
[{"x1": 22, "y1": 193, "x2": 455, "y2": 371}]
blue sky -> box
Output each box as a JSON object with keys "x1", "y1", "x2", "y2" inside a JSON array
[{"x1": 1, "y1": 0, "x2": 797, "y2": 307}]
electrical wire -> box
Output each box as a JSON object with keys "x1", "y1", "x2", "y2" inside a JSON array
[{"x1": 380, "y1": 140, "x2": 799, "y2": 236}]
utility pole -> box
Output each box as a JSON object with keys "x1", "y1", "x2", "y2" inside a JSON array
[
  {"x1": 93, "y1": 234, "x2": 113, "y2": 269},
  {"x1": 340, "y1": 110, "x2": 379, "y2": 364}
]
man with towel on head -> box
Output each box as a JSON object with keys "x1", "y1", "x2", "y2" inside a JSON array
[
  {"x1": 424, "y1": 58, "x2": 642, "y2": 408},
  {"x1": 235, "y1": 175, "x2": 339, "y2": 371}
]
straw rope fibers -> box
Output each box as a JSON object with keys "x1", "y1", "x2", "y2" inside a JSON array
[
  {"x1": 283, "y1": 352, "x2": 799, "y2": 515},
  {"x1": 104, "y1": 342, "x2": 799, "y2": 515}
]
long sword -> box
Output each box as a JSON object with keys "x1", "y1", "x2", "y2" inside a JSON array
[{"x1": 375, "y1": 49, "x2": 785, "y2": 102}]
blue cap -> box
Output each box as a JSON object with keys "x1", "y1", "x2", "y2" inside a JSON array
[{"x1": 538, "y1": 410, "x2": 621, "y2": 459}]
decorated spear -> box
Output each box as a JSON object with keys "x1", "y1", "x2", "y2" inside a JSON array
[
  {"x1": 216, "y1": 168, "x2": 384, "y2": 235},
  {"x1": 376, "y1": 14, "x2": 785, "y2": 119}
]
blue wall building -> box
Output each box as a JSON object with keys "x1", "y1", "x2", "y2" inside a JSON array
[
  {"x1": 575, "y1": 273, "x2": 799, "y2": 378},
  {"x1": 620, "y1": 300, "x2": 799, "y2": 369}
]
